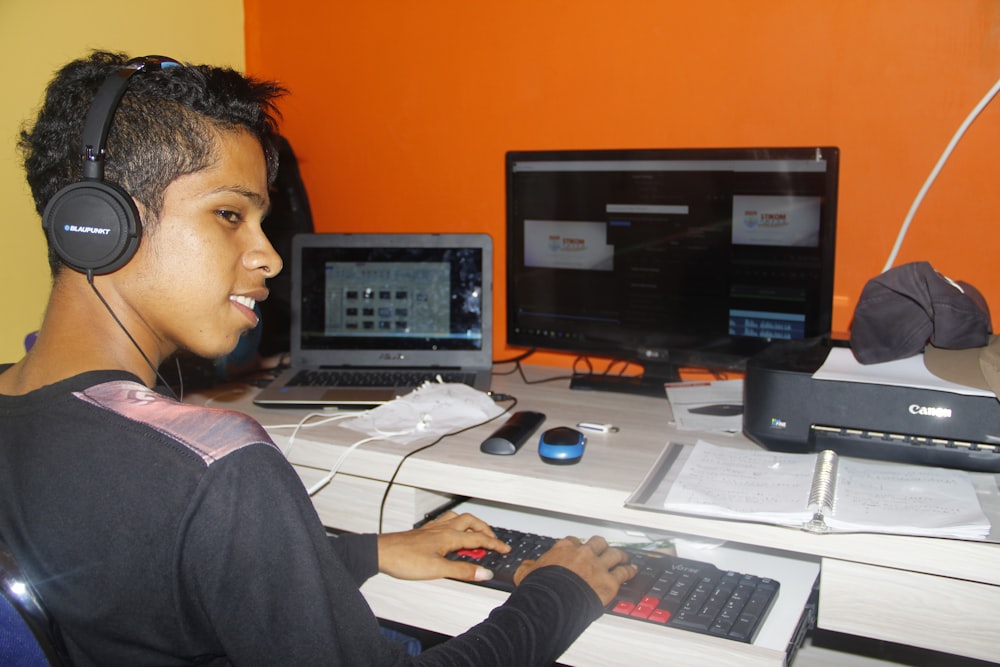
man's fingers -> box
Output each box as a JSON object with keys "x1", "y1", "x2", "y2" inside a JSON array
[
  {"x1": 614, "y1": 561, "x2": 638, "y2": 582},
  {"x1": 427, "y1": 511, "x2": 498, "y2": 540},
  {"x1": 581, "y1": 535, "x2": 632, "y2": 569},
  {"x1": 600, "y1": 545, "x2": 632, "y2": 569},
  {"x1": 448, "y1": 561, "x2": 496, "y2": 582}
]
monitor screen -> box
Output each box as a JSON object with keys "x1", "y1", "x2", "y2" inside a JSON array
[{"x1": 505, "y1": 147, "x2": 839, "y2": 395}]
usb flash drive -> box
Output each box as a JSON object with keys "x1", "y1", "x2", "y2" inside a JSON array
[{"x1": 576, "y1": 422, "x2": 619, "y2": 434}]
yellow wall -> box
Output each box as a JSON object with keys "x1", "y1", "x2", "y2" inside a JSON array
[{"x1": 0, "y1": 0, "x2": 246, "y2": 362}]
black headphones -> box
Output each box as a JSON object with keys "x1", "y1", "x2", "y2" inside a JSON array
[{"x1": 42, "y1": 55, "x2": 180, "y2": 276}]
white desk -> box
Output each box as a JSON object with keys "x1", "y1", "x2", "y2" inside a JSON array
[{"x1": 197, "y1": 368, "x2": 1000, "y2": 666}]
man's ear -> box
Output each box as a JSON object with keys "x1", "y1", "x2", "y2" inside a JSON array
[{"x1": 132, "y1": 198, "x2": 148, "y2": 222}]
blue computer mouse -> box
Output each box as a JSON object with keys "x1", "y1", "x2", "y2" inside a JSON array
[{"x1": 538, "y1": 427, "x2": 586, "y2": 465}]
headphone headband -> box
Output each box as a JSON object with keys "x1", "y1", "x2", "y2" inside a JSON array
[{"x1": 80, "y1": 56, "x2": 181, "y2": 181}]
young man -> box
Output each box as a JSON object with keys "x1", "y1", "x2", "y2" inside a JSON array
[{"x1": 0, "y1": 52, "x2": 635, "y2": 665}]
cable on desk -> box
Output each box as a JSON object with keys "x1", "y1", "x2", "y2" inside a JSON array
[
  {"x1": 495, "y1": 353, "x2": 649, "y2": 385},
  {"x1": 305, "y1": 434, "x2": 386, "y2": 496},
  {"x1": 510, "y1": 361, "x2": 575, "y2": 385},
  {"x1": 495, "y1": 351, "x2": 734, "y2": 385},
  {"x1": 571, "y1": 356, "x2": 735, "y2": 383},
  {"x1": 265, "y1": 410, "x2": 360, "y2": 458},
  {"x1": 376, "y1": 395, "x2": 518, "y2": 534},
  {"x1": 492, "y1": 348, "x2": 537, "y2": 366},
  {"x1": 582, "y1": 357, "x2": 643, "y2": 378},
  {"x1": 275, "y1": 409, "x2": 438, "y2": 496}
]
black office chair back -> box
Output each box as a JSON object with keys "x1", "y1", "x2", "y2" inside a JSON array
[
  {"x1": 258, "y1": 135, "x2": 314, "y2": 357},
  {"x1": 0, "y1": 537, "x2": 71, "y2": 666}
]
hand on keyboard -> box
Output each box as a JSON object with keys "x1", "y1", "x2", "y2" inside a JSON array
[
  {"x1": 377, "y1": 511, "x2": 511, "y2": 582},
  {"x1": 448, "y1": 527, "x2": 637, "y2": 606},
  {"x1": 513, "y1": 535, "x2": 637, "y2": 606}
]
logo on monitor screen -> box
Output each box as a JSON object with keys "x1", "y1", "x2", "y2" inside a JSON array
[
  {"x1": 547, "y1": 235, "x2": 587, "y2": 252},
  {"x1": 743, "y1": 211, "x2": 789, "y2": 230}
]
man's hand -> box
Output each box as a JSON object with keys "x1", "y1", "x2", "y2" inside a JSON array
[
  {"x1": 377, "y1": 511, "x2": 511, "y2": 582},
  {"x1": 514, "y1": 535, "x2": 636, "y2": 605}
]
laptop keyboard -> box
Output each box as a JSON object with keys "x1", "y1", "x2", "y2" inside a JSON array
[
  {"x1": 286, "y1": 369, "x2": 476, "y2": 388},
  {"x1": 447, "y1": 526, "x2": 780, "y2": 643}
]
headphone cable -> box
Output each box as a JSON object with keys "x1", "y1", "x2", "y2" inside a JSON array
[{"x1": 87, "y1": 272, "x2": 180, "y2": 401}]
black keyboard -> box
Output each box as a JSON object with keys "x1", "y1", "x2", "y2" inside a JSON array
[
  {"x1": 287, "y1": 369, "x2": 475, "y2": 388},
  {"x1": 447, "y1": 526, "x2": 780, "y2": 644}
]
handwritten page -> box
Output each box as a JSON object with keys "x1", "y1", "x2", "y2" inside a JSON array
[
  {"x1": 663, "y1": 441, "x2": 816, "y2": 526},
  {"x1": 661, "y1": 440, "x2": 992, "y2": 539},
  {"x1": 829, "y1": 458, "x2": 990, "y2": 537}
]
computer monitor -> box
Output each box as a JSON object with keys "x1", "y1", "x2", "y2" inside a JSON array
[{"x1": 505, "y1": 147, "x2": 839, "y2": 396}]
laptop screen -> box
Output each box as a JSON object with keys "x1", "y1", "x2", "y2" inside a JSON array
[{"x1": 290, "y1": 233, "x2": 493, "y2": 369}]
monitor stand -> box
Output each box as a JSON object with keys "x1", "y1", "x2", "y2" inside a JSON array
[{"x1": 569, "y1": 362, "x2": 681, "y2": 398}]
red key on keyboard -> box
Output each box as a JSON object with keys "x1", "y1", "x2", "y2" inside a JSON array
[
  {"x1": 612, "y1": 600, "x2": 636, "y2": 615},
  {"x1": 630, "y1": 596, "x2": 660, "y2": 619},
  {"x1": 648, "y1": 608, "x2": 672, "y2": 624},
  {"x1": 455, "y1": 548, "x2": 487, "y2": 560}
]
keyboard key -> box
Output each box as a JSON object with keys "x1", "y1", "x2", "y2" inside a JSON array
[
  {"x1": 648, "y1": 608, "x2": 673, "y2": 624},
  {"x1": 630, "y1": 596, "x2": 660, "y2": 619},
  {"x1": 613, "y1": 600, "x2": 636, "y2": 615},
  {"x1": 728, "y1": 614, "x2": 759, "y2": 641}
]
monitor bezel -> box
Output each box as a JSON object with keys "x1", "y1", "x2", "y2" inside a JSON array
[{"x1": 504, "y1": 146, "x2": 839, "y2": 384}]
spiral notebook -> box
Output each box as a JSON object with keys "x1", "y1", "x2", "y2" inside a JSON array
[{"x1": 626, "y1": 441, "x2": 996, "y2": 540}]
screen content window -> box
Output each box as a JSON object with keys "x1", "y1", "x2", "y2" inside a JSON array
[{"x1": 299, "y1": 246, "x2": 485, "y2": 351}]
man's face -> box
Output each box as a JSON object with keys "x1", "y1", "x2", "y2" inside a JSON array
[{"x1": 113, "y1": 129, "x2": 282, "y2": 361}]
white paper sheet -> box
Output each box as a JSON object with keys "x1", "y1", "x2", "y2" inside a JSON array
[
  {"x1": 665, "y1": 379, "x2": 744, "y2": 432},
  {"x1": 812, "y1": 347, "x2": 994, "y2": 397}
]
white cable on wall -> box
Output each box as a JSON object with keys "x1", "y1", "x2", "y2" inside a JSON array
[{"x1": 883, "y1": 74, "x2": 1000, "y2": 272}]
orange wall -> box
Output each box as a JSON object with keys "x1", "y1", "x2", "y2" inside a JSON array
[{"x1": 245, "y1": 0, "x2": 1000, "y2": 364}]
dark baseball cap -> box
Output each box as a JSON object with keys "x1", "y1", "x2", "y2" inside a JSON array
[{"x1": 849, "y1": 261, "x2": 992, "y2": 365}]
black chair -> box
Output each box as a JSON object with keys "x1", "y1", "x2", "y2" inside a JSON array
[
  {"x1": 258, "y1": 135, "x2": 315, "y2": 357},
  {"x1": 0, "y1": 537, "x2": 70, "y2": 666}
]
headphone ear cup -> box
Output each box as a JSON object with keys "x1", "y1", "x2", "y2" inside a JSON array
[{"x1": 42, "y1": 180, "x2": 142, "y2": 275}]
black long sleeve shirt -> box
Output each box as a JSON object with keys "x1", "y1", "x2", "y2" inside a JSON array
[{"x1": 0, "y1": 369, "x2": 602, "y2": 666}]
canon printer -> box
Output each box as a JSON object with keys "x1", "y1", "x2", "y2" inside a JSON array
[{"x1": 743, "y1": 338, "x2": 1000, "y2": 472}]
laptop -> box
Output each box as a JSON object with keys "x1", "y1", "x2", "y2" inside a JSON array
[{"x1": 254, "y1": 233, "x2": 493, "y2": 407}]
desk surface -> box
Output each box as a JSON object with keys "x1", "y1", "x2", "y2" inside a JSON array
[
  {"x1": 221, "y1": 368, "x2": 1000, "y2": 584},
  {"x1": 196, "y1": 366, "x2": 1000, "y2": 665}
]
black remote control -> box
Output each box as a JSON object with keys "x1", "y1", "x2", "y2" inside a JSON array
[{"x1": 480, "y1": 411, "x2": 546, "y2": 455}]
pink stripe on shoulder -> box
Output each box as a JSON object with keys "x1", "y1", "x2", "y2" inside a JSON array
[{"x1": 75, "y1": 380, "x2": 278, "y2": 466}]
